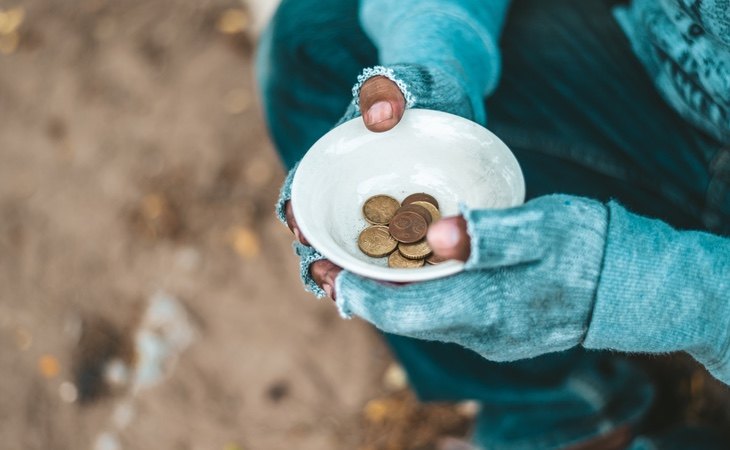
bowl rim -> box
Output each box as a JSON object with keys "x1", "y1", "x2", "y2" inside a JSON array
[{"x1": 291, "y1": 108, "x2": 524, "y2": 282}]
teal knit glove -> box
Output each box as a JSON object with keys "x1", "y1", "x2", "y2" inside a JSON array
[{"x1": 335, "y1": 195, "x2": 608, "y2": 361}]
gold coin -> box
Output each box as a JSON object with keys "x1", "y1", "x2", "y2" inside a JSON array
[
  {"x1": 362, "y1": 195, "x2": 401, "y2": 225},
  {"x1": 426, "y1": 253, "x2": 449, "y2": 265},
  {"x1": 358, "y1": 225, "x2": 398, "y2": 257},
  {"x1": 398, "y1": 239, "x2": 432, "y2": 260},
  {"x1": 388, "y1": 250, "x2": 426, "y2": 268},
  {"x1": 411, "y1": 200, "x2": 441, "y2": 222},
  {"x1": 403, "y1": 193, "x2": 439, "y2": 209}
]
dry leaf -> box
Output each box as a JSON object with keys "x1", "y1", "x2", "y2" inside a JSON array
[
  {"x1": 39, "y1": 354, "x2": 61, "y2": 379},
  {"x1": 0, "y1": 7, "x2": 25, "y2": 35},
  {"x1": 216, "y1": 9, "x2": 250, "y2": 35},
  {"x1": 0, "y1": 30, "x2": 19, "y2": 55},
  {"x1": 230, "y1": 226, "x2": 260, "y2": 259}
]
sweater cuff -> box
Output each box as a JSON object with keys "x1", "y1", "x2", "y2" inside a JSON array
[{"x1": 583, "y1": 201, "x2": 730, "y2": 385}]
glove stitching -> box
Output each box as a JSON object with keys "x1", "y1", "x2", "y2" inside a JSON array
[{"x1": 351, "y1": 66, "x2": 417, "y2": 112}]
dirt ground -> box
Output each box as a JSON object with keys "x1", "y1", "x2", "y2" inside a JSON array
[
  {"x1": 0, "y1": 1, "x2": 474, "y2": 449},
  {"x1": 1, "y1": 1, "x2": 729, "y2": 450}
]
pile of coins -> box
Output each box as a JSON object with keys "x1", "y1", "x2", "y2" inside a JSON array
[{"x1": 357, "y1": 193, "x2": 448, "y2": 268}]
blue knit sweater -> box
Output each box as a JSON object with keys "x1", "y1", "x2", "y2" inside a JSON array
[
  {"x1": 278, "y1": 0, "x2": 730, "y2": 386},
  {"x1": 359, "y1": 0, "x2": 730, "y2": 384}
]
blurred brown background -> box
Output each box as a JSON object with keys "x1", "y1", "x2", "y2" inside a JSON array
[
  {"x1": 1, "y1": 1, "x2": 729, "y2": 449},
  {"x1": 0, "y1": 1, "x2": 476, "y2": 449}
]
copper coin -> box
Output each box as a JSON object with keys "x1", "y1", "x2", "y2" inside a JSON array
[
  {"x1": 397, "y1": 204, "x2": 432, "y2": 225},
  {"x1": 426, "y1": 253, "x2": 449, "y2": 265},
  {"x1": 357, "y1": 225, "x2": 398, "y2": 258},
  {"x1": 411, "y1": 200, "x2": 441, "y2": 222},
  {"x1": 389, "y1": 211, "x2": 428, "y2": 243},
  {"x1": 388, "y1": 250, "x2": 426, "y2": 268},
  {"x1": 398, "y1": 239, "x2": 432, "y2": 260},
  {"x1": 362, "y1": 195, "x2": 400, "y2": 225},
  {"x1": 403, "y1": 193, "x2": 439, "y2": 209}
]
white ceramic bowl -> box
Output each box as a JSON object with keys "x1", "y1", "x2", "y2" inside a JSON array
[{"x1": 291, "y1": 109, "x2": 525, "y2": 282}]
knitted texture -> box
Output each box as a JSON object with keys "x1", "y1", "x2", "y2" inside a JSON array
[
  {"x1": 584, "y1": 201, "x2": 730, "y2": 384},
  {"x1": 275, "y1": 162, "x2": 298, "y2": 225},
  {"x1": 335, "y1": 195, "x2": 608, "y2": 362},
  {"x1": 293, "y1": 242, "x2": 327, "y2": 298}
]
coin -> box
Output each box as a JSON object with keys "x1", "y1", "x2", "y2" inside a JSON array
[
  {"x1": 426, "y1": 253, "x2": 449, "y2": 265},
  {"x1": 388, "y1": 250, "x2": 426, "y2": 268},
  {"x1": 397, "y1": 204, "x2": 432, "y2": 225},
  {"x1": 403, "y1": 193, "x2": 439, "y2": 209},
  {"x1": 411, "y1": 200, "x2": 441, "y2": 222},
  {"x1": 398, "y1": 239, "x2": 432, "y2": 260},
  {"x1": 389, "y1": 210, "x2": 428, "y2": 243},
  {"x1": 358, "y1": 225, "x2": 398, "y2": 257},
  {"x1": 362, "y1": 195, "x2": 400, "y2": 225}
]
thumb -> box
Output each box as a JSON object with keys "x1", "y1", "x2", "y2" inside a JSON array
[
  {"x1": 427, "y1": 216, "x2": 471, "y2": 262},
  {"x1": 359, "y1": 76, "x2": 406, "y2": 132}
]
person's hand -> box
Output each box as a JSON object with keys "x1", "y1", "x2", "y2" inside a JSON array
[{"x1": 333, "y1": 195, "x2": 610, "y2": 362}]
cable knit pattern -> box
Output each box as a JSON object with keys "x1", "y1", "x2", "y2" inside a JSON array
[
  {"x1": 615, "y1": 0, "x2": 730, "y2": 142},
  {"x1": 336, "y1": 195, "x2": 608, "y2": 362}
]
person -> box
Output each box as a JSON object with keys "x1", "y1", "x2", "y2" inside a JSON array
[{"x1": 256, "y1": 0, "x2": 730, "y2": 448}]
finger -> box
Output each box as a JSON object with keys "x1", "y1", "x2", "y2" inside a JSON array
[
  {"x1": 285, "y1": 201, "x2": 310, "y2": 246},
  {"x1": 359, "y1": 76, "x2": 406, "y2": 132},
  {"x1": 310, "y1": 259, "x2": 343, "y2": 300},
  {"x1": 427, "y1": 216, "x2": 471, "y2": 262}
]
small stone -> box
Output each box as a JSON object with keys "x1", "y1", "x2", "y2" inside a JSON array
[{"x1": 59, "y1": 381, "x2": 78, "y2": 403}]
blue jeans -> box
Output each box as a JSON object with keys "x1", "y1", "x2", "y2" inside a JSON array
[{"x1": 256, "y1": 0, "x2": 728, "y2": 447}]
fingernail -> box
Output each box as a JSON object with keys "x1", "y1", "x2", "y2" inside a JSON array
[
  {"x1": 322, "y1": 283, "x2": 333, "y2": 299},
  {"x1": 428, "y1": 222, "x2": 460, "y2": 251},
  {"x1": 366, "y1": 101, "x2": 393, "y2": 125}
]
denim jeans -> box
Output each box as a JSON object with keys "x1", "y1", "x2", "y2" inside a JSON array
[{"x1": 256, "y1": 0, "x2": 728, "y2": 448}]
